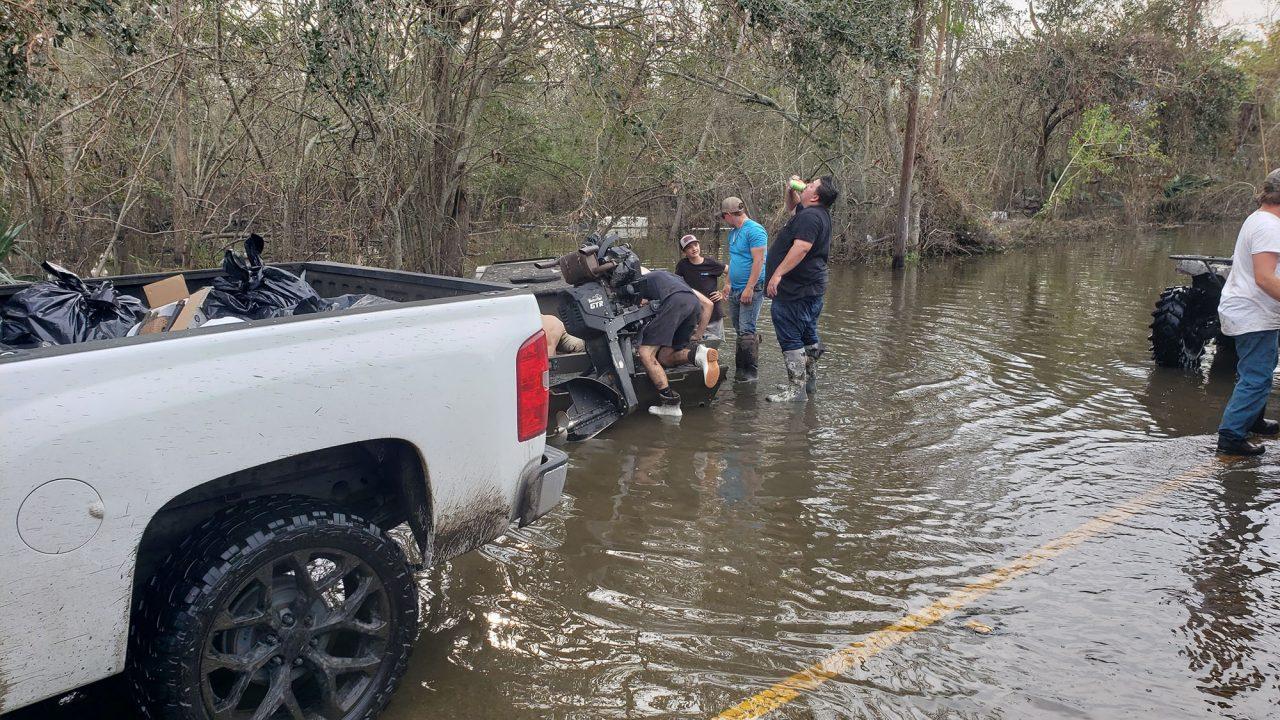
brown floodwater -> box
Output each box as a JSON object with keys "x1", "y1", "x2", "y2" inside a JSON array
[{"x1": 18, "y1": 225, "x2": 1279, "y2": 718}]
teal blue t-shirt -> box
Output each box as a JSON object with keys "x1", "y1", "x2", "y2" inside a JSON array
[{"x1": 727, "y1": 218, "x2": 768, "y2": 290}]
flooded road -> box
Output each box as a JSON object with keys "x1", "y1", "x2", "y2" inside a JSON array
[
  {"x1": 386, "y1": 225, "x2": 1277, "y2": 719},
  {"x1": 21, "y1": 225, "x2": 1279, "y2": 718}
]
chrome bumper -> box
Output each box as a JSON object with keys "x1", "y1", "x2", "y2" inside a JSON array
[{"x1": 517, "y1": 446, "x2": 569, "y2": 527}]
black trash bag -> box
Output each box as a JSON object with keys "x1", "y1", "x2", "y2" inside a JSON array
[
  {"x1": 0, "y1": 262, "x2": 148, "y2": 346},
  {"x1": 204, "y1": 234, "x2": 329, "y2": 320},
  {"x1": 324, "y1": 294, "x2": 396, "y2": 311}
]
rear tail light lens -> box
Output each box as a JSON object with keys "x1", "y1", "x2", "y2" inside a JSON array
[{"x1": 516, "y1": 330, "x2": 549, "y2": 441}]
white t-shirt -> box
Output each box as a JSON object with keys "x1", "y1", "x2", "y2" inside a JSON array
[{"x1": 1219, "y1": 210, "x2": 1280, "y2": 336}]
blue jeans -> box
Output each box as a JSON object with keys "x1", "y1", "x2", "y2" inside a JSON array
[
  {"x1": 728, "y1": 282, "x2": 765, "y2": 336},
  {"x1": 1218, "y1": 330, "x2": 1279, "y2": 441},
  {"x1": 771, "y1": 295, "x2": 824, "y2": 352}
]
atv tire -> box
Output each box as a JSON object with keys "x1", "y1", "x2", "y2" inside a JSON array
[
  {"x1": 1214, "y1": 333, "x2": 1238, "y2": 364},
  {"x1": 129, "y1": 496, "x2": 417, "y2": 720},
  {"x1": 1150, "y1": 286, "x2": 1209, "y2": 370}
]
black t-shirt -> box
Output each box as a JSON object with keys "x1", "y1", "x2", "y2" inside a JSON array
[
  {"x1": 675, "y1": 257, "x2": 725, "y2": 321},
  {"x1": 765, "y1": 205, "x2": 832, "y2": 301},
  {"x1": 633, "y1": 270, "x2": 693, "y2": 302}
]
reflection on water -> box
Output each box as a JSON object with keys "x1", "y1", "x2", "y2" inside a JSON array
[
  {"x1": 1182, "y1": 468, "x2": 1278, "y2": 705},
  {"x1": 16, "y1": 225, "x2": 1279, "y2": 719}
]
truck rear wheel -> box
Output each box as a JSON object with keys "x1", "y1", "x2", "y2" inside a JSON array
[
  {"x1": 1150, "y1": 286, "x2": 1207, "y2": 370},
  {"x1": 129, "y1": 497, "x2": 417, "y2": 720}
]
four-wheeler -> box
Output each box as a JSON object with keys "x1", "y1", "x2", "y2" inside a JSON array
[{"x1": 1150, "y1": 255, "x2": 1235, "y2": 370}]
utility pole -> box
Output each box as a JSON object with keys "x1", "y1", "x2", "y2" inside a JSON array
[{"x1": 893, "y1": 0, "x2": 928, "y2": 270}]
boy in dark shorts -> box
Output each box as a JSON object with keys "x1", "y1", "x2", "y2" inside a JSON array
[
  {"x1": 674, "y1": 234, "x2": 726, "y2": 338},
  {"x1": 631, "y1": 269, "x2": 719, "y2": 417}
]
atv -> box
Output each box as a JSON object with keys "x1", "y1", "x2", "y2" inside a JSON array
[{"x1": 1150, "y1": 255, "x2": 1235, "y2": 370}]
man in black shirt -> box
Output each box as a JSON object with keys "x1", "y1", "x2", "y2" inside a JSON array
[
  {"x1": 674, "y1": 234, "x2": 726, "y2": 338},
  {"x1": 630, "y1": 270, "x2": 719, "y2": 417},
  {"x1": 764, "y1": 175, "x2": 839, "y2": 402}
]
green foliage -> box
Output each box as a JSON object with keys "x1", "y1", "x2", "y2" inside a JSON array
[
  {"x1": 471, "y1": 96, "x2": 590, "y2": 204},
  {"x1": 1, "y1": 0, "x2": 141, "y2": 103},
  {"x1": 1041, "y1": 103, "x2": 1167, "y2": 215},
  {"x1": 0, "y1": 216, "x2": 31, "y2": 284},
  {"x1": 740, "y1": 0, "x2": 911, "y2": 126},
  {"x1": 1151, "y1": 49, "x2": 1249, "y2": 159},
  {"x1": 3, "y1": 0, "x2": 1279, "y2": 273},
  {"x1": 1163, "y1": 174, "x2": 1212, "y2": 199},
  {"x1": 294, "y1": 0, "x2": 396, "y2": 103},
  {"x1": 1243, "y1": 22, "x2": 1280, "y2": 70}
]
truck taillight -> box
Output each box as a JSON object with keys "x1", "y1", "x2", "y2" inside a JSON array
[{"x1": 516, "y1": 330, "x2": 549, "y2": 441}]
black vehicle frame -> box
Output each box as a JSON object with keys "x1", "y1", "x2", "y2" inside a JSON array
[
  {"x1": 476, "y1": 248, "x2": 724, "y2": 441},
  {"x1": 1150, "y1": 255, "x2": 1235, "y2": 370}
]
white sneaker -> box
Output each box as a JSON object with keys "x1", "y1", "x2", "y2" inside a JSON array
[
  {"x1": 694, "y1": 345, "x2": 720, "y2": 388},
  {"x1": 648, "y1": 403, "x2": 683, "y2": 418}
]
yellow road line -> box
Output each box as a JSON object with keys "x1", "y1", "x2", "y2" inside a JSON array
[{"x1": 715, "y1": 458, "x2": 1224, "y2": 720}]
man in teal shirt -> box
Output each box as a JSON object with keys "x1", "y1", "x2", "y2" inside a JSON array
[{"x1": 721, "y1": 196, "x2": 767, "y2": 382}]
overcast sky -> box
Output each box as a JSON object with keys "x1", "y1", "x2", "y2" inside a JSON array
[
  {"x1": 1213, "y1": 0, "x2": 1274, "y2": 35},
  {"x1": 1008, "y1": 2, "x2": 1273, "y2": 38}
]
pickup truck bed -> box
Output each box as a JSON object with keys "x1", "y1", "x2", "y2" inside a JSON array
[
  {"x1": 0, "y1": 261, "x2": 566, "y2": 716},
  {"x1": 0, "y1": 261, "x2": 512, "y2": 358}
]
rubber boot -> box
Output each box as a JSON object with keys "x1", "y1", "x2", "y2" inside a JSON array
[
  {"x1": 737, "y1": 333, "x2": 759, "y2": 383},
  {"x1": 648, "y1": 386, "x2": 682, "y2": 417},
  {"x1": 804, "y1": 342, "x2": 824, "y2": 396},
  {"x1": 766, "y1": 349, "x2": 808, "y2": 402},
  {"x1": 734, "y1": 335, "x2": 747, "y2": 379}
]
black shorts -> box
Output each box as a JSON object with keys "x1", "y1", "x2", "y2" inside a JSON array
[{"x1": 640, "y1": 291, "x2": 699, "y2": 350}]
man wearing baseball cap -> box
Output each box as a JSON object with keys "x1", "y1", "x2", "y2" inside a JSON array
[
  {"x1": 1216, "y1": 168, "x2": 1280, "y2": 455},
  {"x1": 721, "y1": 196, "x2": 768, "y2": 382}
]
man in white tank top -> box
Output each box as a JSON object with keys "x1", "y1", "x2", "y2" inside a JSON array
[{"x1": 1216, "y1": 169, "x2": 1280, "y2": 455}]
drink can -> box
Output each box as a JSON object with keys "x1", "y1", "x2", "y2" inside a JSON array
[{"x1": 789, "y1": 178, "x2": 807, "y2": 192}]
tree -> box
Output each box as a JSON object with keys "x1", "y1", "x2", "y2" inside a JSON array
[
  {"x1": 893, "y1": 0, "x2": 927, "y2": 269},
  {"x1": 1040, "y1": 103, "x2": 1166, "y2": 217},
  {"x1": 1, "y1": 0, "x2": 1276, "y2": 279}
]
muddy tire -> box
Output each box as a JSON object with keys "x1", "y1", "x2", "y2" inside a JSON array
[
  {"x1": 1150, "y1": 286, "x2": 1207, "y2": 370},
  {"x1": 128, "y1": 496, "x2": 417, "y2": 720}
]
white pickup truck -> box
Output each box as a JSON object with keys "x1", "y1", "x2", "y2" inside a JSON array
[{"x1": 0, "y1": 261, "x2": 568, "y2": 719}]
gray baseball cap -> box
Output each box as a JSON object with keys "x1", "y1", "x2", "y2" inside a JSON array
[
  {"x1": 720, "y1": 197, "x2": 746, "y2": 215},
  {"x1": 1266, "y1": 168, "x2": 1280, "y2": 190}
]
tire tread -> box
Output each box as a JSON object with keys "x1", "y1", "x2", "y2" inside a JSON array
[{"x1": 128, "y1": 495, "x2": 416, "y2": 720}]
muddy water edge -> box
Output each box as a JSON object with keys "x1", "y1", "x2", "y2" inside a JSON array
[{"x1": 20, "y1": 224, "x2": 1280, "y2": 718}]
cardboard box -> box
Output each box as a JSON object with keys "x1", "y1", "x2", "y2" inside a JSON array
[
  {"x1": 142, "y1": 274, "x2": 191, "y2": 308},
  {"x1": 134, "y1": 287, "x2": 213, "y2": 336},
  {"x1": 169, "y1": 287, "x2": 212, "y2": 331}
]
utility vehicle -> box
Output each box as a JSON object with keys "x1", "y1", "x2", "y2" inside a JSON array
[{"x1": 1150, "y1": 255, "x2": 1235, "y2": 370}]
